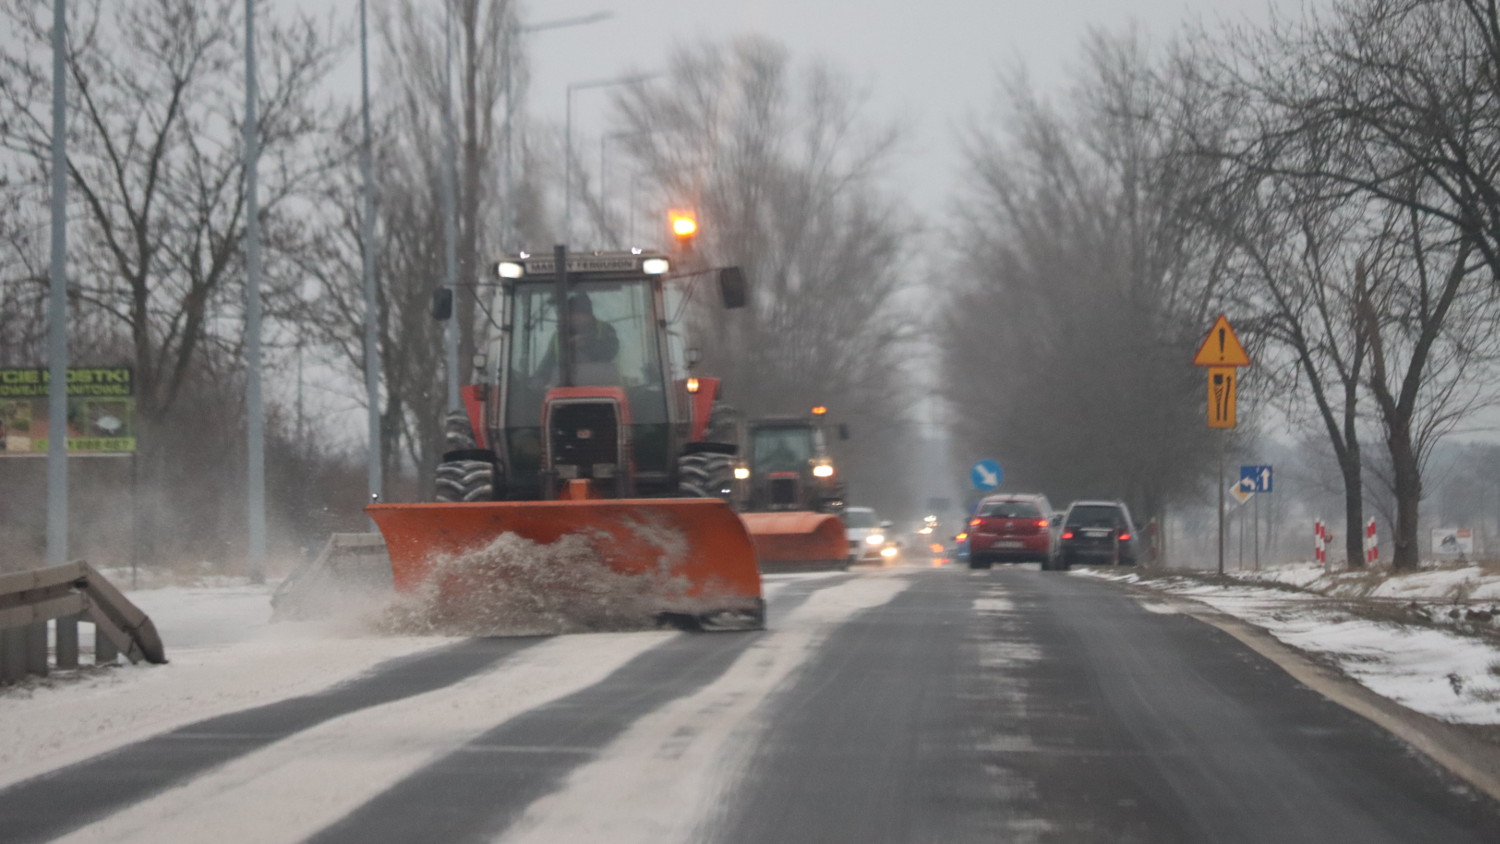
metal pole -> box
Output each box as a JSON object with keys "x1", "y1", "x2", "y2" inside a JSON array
[
  {"x1": 1254, "y1": 490, "x2": 1260, "y2": 570},
  {"x1": 244, "y1": 0, "x2": 266, "y2": 583},
  {"x1": 564, "y1": 85, "x2": 574, "y2": 244},
  {"x1": 1217, "y1": 434, "x2": 1225, "y2": 576},
  {"x1": 501, "y1": 20, "x2": 514, "y2": 250},
  {"x1": 360, "y1": 0, "x2": 382, "y2": 503},
  {"x1": 1237, "y1": 501, "x2": 1244, "y2": 569},
  {"x1": 555, "y1": 244, "x2": 573, "y2": 387},
  {"x1": 441, "y1": 0, "x2": 460, "y2": 412},
  {"x1": 46, "y1": 0, "x2": 69, "y2": 567}
]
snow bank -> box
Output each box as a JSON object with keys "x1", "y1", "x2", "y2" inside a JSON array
[{"x1": 1076, "y1": 566, "x2": 1500, "y2": 724}]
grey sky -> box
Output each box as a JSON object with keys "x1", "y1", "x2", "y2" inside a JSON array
[{"x1": 520, "y1": 0, "x2": 1292, "y2": 217}]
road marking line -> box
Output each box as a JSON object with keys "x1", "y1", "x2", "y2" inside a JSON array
[
  {"x1": 56, "y1": 632, "x2": 677, "y2": 844},
  {"x1": 497, "y1": 572, "x2": 916, "y2": 844}
]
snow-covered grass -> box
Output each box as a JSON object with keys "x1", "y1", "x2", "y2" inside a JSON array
[{"x1": 1076, "y1": 563, "x2": 1500, "y2": 726}]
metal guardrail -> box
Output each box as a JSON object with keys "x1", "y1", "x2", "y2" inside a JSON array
[
  {"x1": 0, "y1": 562, "x2": 167, "y2": 684},
  {"x1": 271, "y1": 532, "x2": 392, "y2": 620}
]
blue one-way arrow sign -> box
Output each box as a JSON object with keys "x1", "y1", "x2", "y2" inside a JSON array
[
  {"x1": 1239, "y1": 464, "x2": 1273, "y2": 493},
  {"x1": 971, "y1": 459, "x2": 1003, "y2": 491}
]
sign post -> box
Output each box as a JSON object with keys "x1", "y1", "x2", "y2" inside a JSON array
[{"x1": 1194, "y1": 315, "x2": 1251, "y2": 574}]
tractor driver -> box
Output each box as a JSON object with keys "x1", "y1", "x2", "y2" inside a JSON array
[{"x1": 539, "y1": 292, "x2": 621, "y2": 385}]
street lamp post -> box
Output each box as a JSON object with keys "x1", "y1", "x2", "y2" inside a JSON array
[
  {"x1": 600, "y1": 129, "x2": 652, "y2": 247},
  {"x1": 501, "y1": 11, "x2": 612, "y2": 251},
  {"x1": 243, "y1": 0, "x2": 266, "y2": 583},
  {"x1": 46, "y1": 0, "x2": 68, "y2": 567},
  {"x1": 440, "y1": 1, "x2": 459, "y2": 412},
  {"x1": 359, "y1": 0, "x2": 381, "y2": 506},
  {"x1": 564, "y1": 73, "x2": 656, "y2": 244}
]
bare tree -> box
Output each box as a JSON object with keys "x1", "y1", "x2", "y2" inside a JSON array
[
  {"x1": 1221, "y1": 0, "x2": 1500, "y2": 569},
  {"x1": 940, "y1": 30, "x2": 1231, "y2": 529},
  {"x1": 609, "y1": 37, "x2": 919, "y2": 512}
]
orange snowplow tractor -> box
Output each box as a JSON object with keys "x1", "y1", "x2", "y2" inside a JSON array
[
  {"x1": 740, "y1": 512, "x2": 849, "y2": 573},
  {"x1": 367, "y1": 498, "x2": 764, "y2": 629}
]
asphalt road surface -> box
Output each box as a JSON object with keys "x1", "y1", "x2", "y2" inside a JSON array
[{"x1": 5, "y1": 563, "x2": 1500, "y2": 843}]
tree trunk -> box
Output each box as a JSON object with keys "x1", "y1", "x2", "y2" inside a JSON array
[
  {"x1": 1387, "y1": 421, "x2": 1422, "y2": 570},
  {"x1": 1340, "y1": 444, "x2": 1365, "y2": 569}
]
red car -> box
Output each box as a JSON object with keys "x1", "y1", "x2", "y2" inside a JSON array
[{"x1": 967, "y1": 493, "x2": 1055, "y2": 569}]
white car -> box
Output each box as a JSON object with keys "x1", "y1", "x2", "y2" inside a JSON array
[{"x1": 844, "y1": 506, "x2": 898, "y2": 564}]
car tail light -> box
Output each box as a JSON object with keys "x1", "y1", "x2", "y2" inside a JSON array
[
  {"x1": 1118, "y1": 532, "x2": 1131, "y2": 541},
  {"x1": 1036, "y1": 519, "x2": 1049, "y2": 528},
  {"x1": 1061, "y1": 530, "x2": 1074, "y2": 540}
]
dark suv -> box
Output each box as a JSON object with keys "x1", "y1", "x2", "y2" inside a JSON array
[
  {"x1": 1055, "y1": 500, "x2": 1138, "y2": 569},
  {"x1": 966, "y1": 493, "x2": 1055, "y2": 569}
]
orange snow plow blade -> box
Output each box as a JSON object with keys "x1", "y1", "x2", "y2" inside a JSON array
[
  {"x1": 741, "y1": 512, "x2": 849, "y2": 573},
  {"x1": 367, "y1": 498, "x2": 765, "y2": 632}
]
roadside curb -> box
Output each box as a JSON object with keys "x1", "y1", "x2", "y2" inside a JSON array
[{"x1": 1131, "y1": 585, "x2": 1500, "y2": 805}]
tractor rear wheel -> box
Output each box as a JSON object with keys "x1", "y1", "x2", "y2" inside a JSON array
[
  {"x1": 436, "y1": 457, "x2": 499, "y2": 502},
  {"x1": 678, "y1": 451, "x2": 734, "y2": 499}
]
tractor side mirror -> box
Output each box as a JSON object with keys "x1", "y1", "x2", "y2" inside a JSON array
[
  {"x1": 838, "y1": 423, "x2": 850, "y2": 441},
  {"x1": 431, "y1": 288, "x2": 453, "y2": 321},
  {"x1": 719, "y1": 267, "x2": 747, "y2": 309}
]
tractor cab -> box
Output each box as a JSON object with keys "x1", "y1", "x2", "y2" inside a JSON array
[
  {"x1": 481, "y1": 251, "x2": 679, "y2": 500},
  {"x1": 739, "y1": 409, "x2": 846, "y2": 513}
]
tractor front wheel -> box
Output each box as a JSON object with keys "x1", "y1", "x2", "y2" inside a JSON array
[
  {"x1": 678, "y1": 451, "x2": 734, "y2": 499},
  {"x1": 436, "y1": 454, "x2": 501, "y2": 502}
]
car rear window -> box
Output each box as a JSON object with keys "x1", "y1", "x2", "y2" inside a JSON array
[
  {"x1": 1066, "y1": 505, "x2": 1124, "y2": 528},
  {"x1": 844, "y1": 510, "x2": 877, "y2": 528},
  {"x1": 979, "y1": 500, "x2": 1042, "y2": 518}
]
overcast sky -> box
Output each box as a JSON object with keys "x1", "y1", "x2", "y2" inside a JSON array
[{"x1": 514, "y1": 0, "x2": 1295, "y2": 218}]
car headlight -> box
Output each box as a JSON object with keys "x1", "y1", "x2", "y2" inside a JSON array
[
  {"x1": 865, "y1": 533, "x2": 884, "y2": 545},
  {"x1": 812, "y1": 464, "x2": 835, "y2": 478},
  {"x1": 880, "y1": 546, "x2": 898, "y2": 558}
]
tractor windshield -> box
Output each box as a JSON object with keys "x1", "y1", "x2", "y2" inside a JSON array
[
  {"x1": 505, "y1": 279, "x2": 668, "y2": 493},
  {"x1": 752, "y1": 426, "x2": 814, "y2": 473}
]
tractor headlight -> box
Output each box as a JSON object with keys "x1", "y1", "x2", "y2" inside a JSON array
[
  {"x1": 880, "y1": 545, "x2": 898, "y2": 559},
  {"x1": 594, "y1": 462, "x2": 616, "y2": 479},
  {"x1": 865, "y1": 533, "x2": 884, "y2": 546},
  {"x1": 555, "y1": 463, "x2": 579, "y2": 479},
  {"x1": 642, "y1": 257, "x2": 670, "y2": 275},
  {"x1": 812, "y1": 464, "x2": 835, "y2": 478},
  {"x1": 733, "y1": 466, "x2": 750, "y2": 480},
  {"x1": 497, "y1": 261, "x2": 524, "y2": 279}
]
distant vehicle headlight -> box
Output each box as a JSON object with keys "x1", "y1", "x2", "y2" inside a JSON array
[
  {"x1": 812, "y1": 464, "x2": 835, "y2": 478},
  {"x1": 865, "y1": 533, "x2": 884, "y2": 545},
  {"x1": 880, "y1": 546, "x2": 898, "y2": 558}
]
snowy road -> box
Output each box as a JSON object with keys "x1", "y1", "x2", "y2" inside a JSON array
[{"x1": 4, "y1": 564, "x2": 1500, "y2": 842}]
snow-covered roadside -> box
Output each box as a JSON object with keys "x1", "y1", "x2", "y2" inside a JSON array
[
  {"x1": 0, "y1": 572, "x2": 832, "y2": 789},
  {"x1": 0, "y1": 580, "x2": 457, "y2": 789},
  {"x1": 1075, "y1": 565, "x2": 1500, "y2": 726}
]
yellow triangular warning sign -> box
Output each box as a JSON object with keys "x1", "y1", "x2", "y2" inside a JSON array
[{"x1": 1193, "y1": 315, "x2": 1251, "y2": 367}]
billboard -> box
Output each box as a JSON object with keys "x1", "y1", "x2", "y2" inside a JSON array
[
  {"x1": 1431, "y1": 527, "x2": 1475, "y2": 556},
  {"x1": 0, "y1": 367, "x2": 136, "y2": 455}
]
